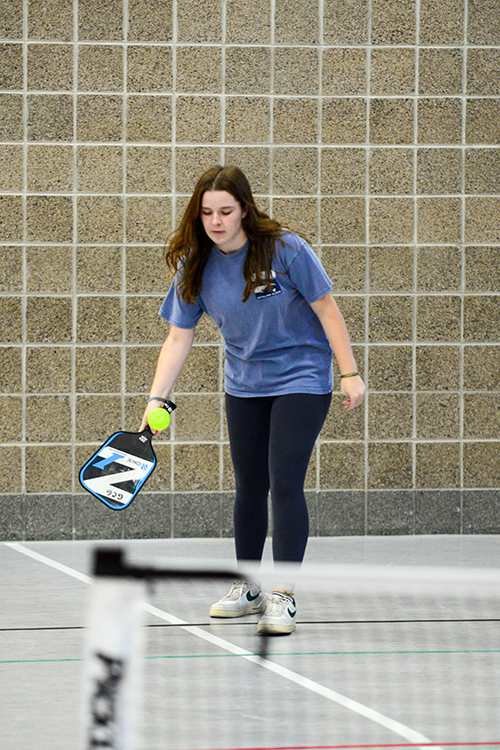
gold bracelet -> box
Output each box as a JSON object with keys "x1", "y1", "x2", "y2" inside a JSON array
[{"x1": 340, "y1": 372, "x2": 359, "y2": 379}]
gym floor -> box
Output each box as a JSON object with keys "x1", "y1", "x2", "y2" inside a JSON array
[{"x1": 2, "y1": 535, "x2": 500, "y2": 750}]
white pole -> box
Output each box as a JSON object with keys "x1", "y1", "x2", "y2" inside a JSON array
[{"x1": 81, "y1": 577, "x2": 145, "y2": 750}]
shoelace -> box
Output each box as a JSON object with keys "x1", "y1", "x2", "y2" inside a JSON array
[
  {"x1": 265, "y1": 592, "x2": 294, "y2": 615},
  {"x1": 223, "y1": 581, "x2": 252, "y2": 600}
]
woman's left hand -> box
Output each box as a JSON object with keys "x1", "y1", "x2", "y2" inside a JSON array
[{"x1": 341, "y1": 375, "x2": 365, "y2": 410}]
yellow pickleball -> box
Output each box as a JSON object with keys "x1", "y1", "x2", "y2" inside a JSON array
[{"x1": 147, "y1": 407, "x2": 171, "y2": 431}]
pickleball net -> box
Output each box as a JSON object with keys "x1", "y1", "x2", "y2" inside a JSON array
[{"x1": 81, "y1": 548, "x2": 500, "y2": 750}]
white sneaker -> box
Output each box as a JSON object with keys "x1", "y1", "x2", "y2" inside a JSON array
[
  {"x1": 210, "y1": 581, "x2": 266, "y2": 618},
  {"x1": 257, "y1": 592, "x2": 297, "y2": 635}
]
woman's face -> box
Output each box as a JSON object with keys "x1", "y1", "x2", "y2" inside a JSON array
[{"x1": 200, "y1": 190, "x2": 248, "y2": 254}]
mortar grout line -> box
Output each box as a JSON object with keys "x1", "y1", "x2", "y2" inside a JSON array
[
  {"x1": 70, "y1": 0, "x2": 79, "y2": 531},
  {"x1": 364, "y1": 0, "x2": 373, "y2": 534},
  {"x1": 21, "y1": 0, "x2": 29, "y2": 511},
  {"x1": 459, "y1": 0, "x2": 469, "y2": 531},
  {"x1": 170, "y1": 0, "x2": 178, "y2": 504},
  {"x1": 413, "y1": 0, "x2": 421, "y2": 524},
  {"x1": 122, "y1": 0, "x2": 129, "y2": 440}
]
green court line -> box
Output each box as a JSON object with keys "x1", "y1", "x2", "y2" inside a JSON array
[
  {"x1": 1, "y1": 657, "x2": 83, "y2": 664},
  {"x1": 2, "y1": 649, "x2": 500, "y2": 665},
  {"x1": 144, "y1": 649, "x2": 500, "y2": 660}
]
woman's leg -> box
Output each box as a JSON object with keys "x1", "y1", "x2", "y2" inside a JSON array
[
  {"x1": 268, "y1": 392, "x2": 332, "y2": 563},
  {"x1": 225, "y1": 394, "x2": 273, "y2": 562}
]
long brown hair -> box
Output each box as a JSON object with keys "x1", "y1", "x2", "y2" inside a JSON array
[{"x1": 166, "y1": 165, "x2": 290, "y2": 303}]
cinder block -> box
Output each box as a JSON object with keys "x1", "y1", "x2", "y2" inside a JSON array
[
  {"x1": 76, "y1": 296, "x2": 122, "y2": 343},
  {"x1": 28, "y1": 0, "x2": 73, "y2": 41},
  {"x1": 323, "y1": 0, "x2": 368, "y2": 44},
  {"x1": 371, "y1": 0, "x2": 416, "y2": 44},
  {"x1": 322, "y1": 148, "x2": 366, "y2": 195},
  {"x1": 28, "y1": 145, "x2": 73, "y2": 193},
  {"x1": 274, "y1": 48, "x2": 319, "y2": 96},
  {"x1": 176, "y1": 47, "x2": 221, "y2": 94},
  {"x1": 127, "y1": 0, "x2": 173, "y2": 41},
  {"x1": 26, "y1": 347, "x2": 72, "y2": 393},
  {"x1": 417, "y1": 197, "x2": 462, "y2": 243},
  {"x1": 370, "y1": 99, "x2": 414, "y2": 144},
  {"x1": 127, "y1": 46, "x2": 173, "y2": 93},
  {"x1": 126, "y1": 196, "x2": 172, "y2": 244},
  {"x1": 368, "y1": 296, "x2": 413, "y2": 341},
  {"x1": 416, "y1": 394, "x2": 460, "y2": 439},
  {"x1": 0, "y1": 43, "x2": 23, "y2": 89},
  {"x1": 369, "y1": 198, "x2": 414, "y2": 244},
  {"x1": 417, "y1": 295, "x2": 461, "y2": 342},
  {"x1": 78, "y1": 45, "x2": 123, "y2": 91},
  {"x1": 26, "y1": 297, "x2": 73, "y2": 343},
  {"x1": 319, "y1": 442, "x2": 365, "y2": 489},
  {"x1": 76, "y1": 246, "x2": 122, "y2": 294},
  {"x1": 368, "y1": 444, "x2": 413, "y2": 489},
  {"x1": 27, "y1": 44, "x2": 73, "y2": 91},
  {"x1": 175, "y1": 96, "x2": 220, "y2": 143},
  {"x1": 321, "y1": 197, "x2": 366, "y2": 243},
  {"x1": 225, "y1": 97, "x2": 269, "y2": 143},
  {"x1": 177, "y1": 0, "x2": 222, "y2": 43},
  {"x1": 77, "y1": 146, "x2": 123, "y2": 193},
  {"x1": 467, "y1": 0, "x2": 500, "y2": 44},
  {"x1": 371, "y1": 48, "x2": 415, "y2": 95},
  {"x1": 225, "y1": 0, "x2": 271, "y2": 43},
  {"x1": 274, "y1": 98, "x2": 319, "y2": 144},
  {"x1": 322, "y1": 98, "x2": 366, "y2": 143},
  {"x1": 225, "y1": 47, "x2": 271, "y2": 95},
  {"x1": 419, "y1": 0, "x2": 464, "y2": 44},
  {"x1": 77, "y1": 95, "x2": 123, "y2": 142},
  {"x1": 0, "y1": 196, "x2": 23, "y2": 242},
  {"x1": 26, "y1": 246, "x2": 73, "y2": 293},
  {"x1": 78, "y1": 0, "x2": 123, "y2": 41},
  {"x1": 322, "y1": 48, "x2": 366, "y2": 95},
  {"x1": 419, "y1": 49, "x2": 463, "y2": 95},
  {"x1": 77, "y1": 196, "x2": 123, "y2": 243},
  {"x1": 25, "y1": 446, "x2": 72, "y2": 492},
  {"x1": 173, "y1": 445, "x2": 220, "y2": 492},
  {"x1": 272, "y1": 147, "x2": 318, "y2": 195},
  {"x1": 416, "y1": 345, "x2": 461, "y2": 390},
  {"x1": 26, "y1": 196, "x2": 73, "y2": 242},
  {"x1": 76, "y1": 347, "x2": 122, "y2": 394},
  {"x1": 0, "y1": 95, "x2": 23, "y2": 140},
  {"x1": 28, "y1": 95, "x2": 73, "y2": 141},
  {"x1": 369, "y1": 148, "x2": 414, "y2": 195},
  {"x1": 0, "y1": 246, "x2": 23, "y2": 292},
  {"x1": 275, "y1": 0, "x2": 319, "y2": 44},
  {"x1": 369, "y1": 246, "x2": 414, "y2": 292}
]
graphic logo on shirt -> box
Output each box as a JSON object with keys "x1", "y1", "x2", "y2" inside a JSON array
[{"x1": 253, "y1": 270, "x2": 282, "y2": 300}]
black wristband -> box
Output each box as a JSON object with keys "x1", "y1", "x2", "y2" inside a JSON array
[{"x1": 147, "y1": 397, "x2": 177, "y2": 413}]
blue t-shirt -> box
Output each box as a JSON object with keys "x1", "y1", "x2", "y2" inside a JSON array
[{"x1": 159, "y1": 232, "x2": 334, "y2": 397}]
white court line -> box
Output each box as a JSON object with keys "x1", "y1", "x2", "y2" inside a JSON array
[
  {"x1": 5, "y1": 541, "x2": 92, "y2": 584},
  {"x1": 5, "y1": 541, "x2": 440, "y2": 749}
]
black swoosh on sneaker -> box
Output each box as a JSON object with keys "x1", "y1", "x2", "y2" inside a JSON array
[
  {"x1": 246, "y1": 591, "x2": 260, "y2": 602},
  {"x1": 287, "y1": 607, "x2": 297, "y2": 618}
]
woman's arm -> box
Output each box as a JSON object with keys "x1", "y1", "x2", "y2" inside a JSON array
[
  {"x1": 310, "y1": 293, "x2": 365, "y2": 410},
  {"x1": 140, "y1": 325, "x2": 196, "y2": 431}
]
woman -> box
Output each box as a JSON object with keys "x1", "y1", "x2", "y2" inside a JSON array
[{"x1": 141, "y1": 165, "x2": 365, "y2": 635}]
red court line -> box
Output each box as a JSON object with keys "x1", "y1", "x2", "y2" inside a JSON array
[{"x1": 193, "y1": 744, "x2": 500, "y2": 750}]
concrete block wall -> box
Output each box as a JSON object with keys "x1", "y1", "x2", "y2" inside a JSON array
[{"x1": 1, "y1": 0, "x2": 499, "y2": 540}]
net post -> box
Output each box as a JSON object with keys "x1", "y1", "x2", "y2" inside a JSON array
[
  {"x1": 92, "y1": 547, "x2": 127, "y2": 578},
  {"x1": 81, "y1": 548, "x2": 146, "y2": 750}
]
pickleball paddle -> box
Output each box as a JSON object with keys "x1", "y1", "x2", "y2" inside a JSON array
[{"x1": 79, "y1": 401, "x2": 176, "y2": 510}]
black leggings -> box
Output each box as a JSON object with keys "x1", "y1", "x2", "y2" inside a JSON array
[{"x1": 225, "y1": 392, "x2": 332, "y2": 564}]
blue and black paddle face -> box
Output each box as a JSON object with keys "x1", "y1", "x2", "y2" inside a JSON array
[{"x1": 79, "y1": 428, "x2": 156, "y2": 510}]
